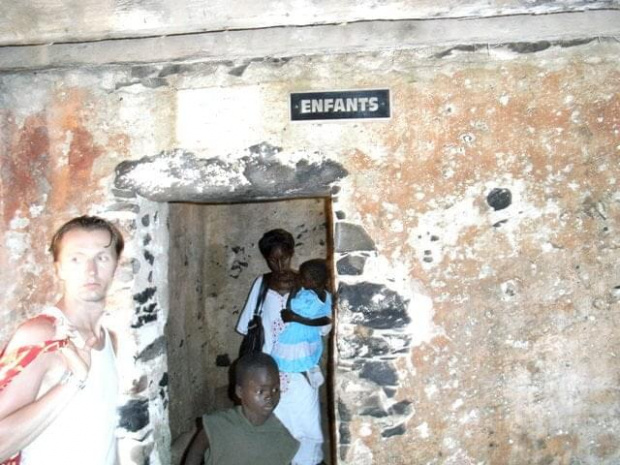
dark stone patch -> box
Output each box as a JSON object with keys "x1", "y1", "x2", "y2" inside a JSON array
[
  {"x1": 336, "y1": 255, "x2": 366, "y2": 276},
  {"x1": 115, "y1": 147, "x2": 348, "y2": 202},
  {"x1": 141, "y1": 77, "x2": 169, "y2": 88},
  {"x1": 144, "y1": 250, "x2": 155, "y2": 265},
  {"x1": 381, "y1": 423, "x2": 406, "y2": 438},
  {"x1": 111, "y1": 188, "x2": 137, "y2": 199},
  {"x1": 143, "y1": 303, "x2": 157, "y2": 313},
  {"x1": 338, "y1": 399, "x2": 352, "y2": 422},
  {"x1": 131, "y1": 66, "x2": 155, "y2": 79},
  {"x1": 119, "y1": 398, "x2": 150, "y2": 432},
  {"x1": 360, "y1": 394, "x2": 389, "y2": 418},
  {"x1": 143, "y1": 234, "x2": 152, "y2": 246},
  {"x1": 366, "y1": 337, "x2": 392, "y2": 357},
  {"x1": 335, "y1": 210, "x2": 346, "y2": 220},
  {"x1": 229, "y1": 259, "x2": 249, "y2": 278},
  {"x1": 430, "y1": 235, "x2": 439, "y2": 241},
  {"x1": 559, "y1": 38, "x2": 596, "y2": 48},
  {"x1": 131, "y1": 313, "x2": 158, "y2": 328},
  {"x1": 265, "y1": 56, "x2": 291, "y2": 66},
  {"x1": 135, "y1": 336, "x2": 166, "y2": 362},
  {"x1": 434, "y1": 44, "x2": 486, "y2": 59},
  {"x1": 115, "y1": 77, "x2": 168, "y2": 90},
  {"x1": 423, "y1": 256, "x2": 433, "y2": 263},
  {"x1": 106, "y1": 202, "x2": 140, "y2": 214},
  {"x1": 360, "y1": 360, "x2": 398, "y2": 386},
  {"x1": 249, "y1": 142, "x2": 282, "y2": 157},
  {"x1": 487, "y1": 188, "x2": 512, "y2": 211},
  {"x1": 159, "y1": 373, "x2": 168, "y2": 387},
  {"x1": 216, "y1": 354, "x2": 231, "y2": 367},
  {"x1": 158, "y1": 64, "x2": 184, "y2": 77},
  {"x1": 384, "y1": 387, "x2": 397, "y2": 398},
  {"x1": 493, "y1": 219, "x2": 509, "y2": 228},
  {"x1": 134, "y1": 287, "x2": 156, "y2": 304},
  {"x1": 338, "y1": 282, "x2": 410, "y2": 329},
  {"x1": 338, "y1": 422, "x2": 351, "y2": 444},
  {"x1": 389, "y1": 400, "x2": 412, "y2": 416},
  {"x1": 507, "y1": 41, "x2": 551, "y2": 54},
  {"x1": 229, "y1": 63, "x2": 250, "y2": 77},
  {"x1": 334, "y1": 223, "x2": 375, "y2": 253},
  {"x1": 141, "y1": 214, "x2": 150, "y2": 227}
]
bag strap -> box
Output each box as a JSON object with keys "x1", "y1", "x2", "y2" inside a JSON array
[
  {"x1": 254, "y1": 274, "x2": 270, "y2": 317},
  {"x1": 285, "y1": 286, "x2": 297, "y2": 311}
]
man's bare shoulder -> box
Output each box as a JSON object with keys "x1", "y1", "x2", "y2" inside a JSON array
[{"x1": 4, "y1": 315, "x2": 57, "y2": 353}]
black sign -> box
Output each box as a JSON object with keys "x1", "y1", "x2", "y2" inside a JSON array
[{"x1": 290, "y1": 89, "x2": 390, "y2": 121}]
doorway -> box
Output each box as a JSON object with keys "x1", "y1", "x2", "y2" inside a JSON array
[{"x1": 166, "y1": 197, "x2": 335, "y2": 463}]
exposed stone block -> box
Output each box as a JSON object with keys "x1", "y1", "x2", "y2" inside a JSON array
[
  {"x1": 136, "y1": 336, "x2": 166, "y2": 362},
  {"x1": 114, "y1": 147, "x2": 348, "y2": 202},
  {"x1": 381, "y1": 423, "x2": 406, "y2": 438},
  {"x1": 338, "y1": 282, "x2": 410, "y2": 329},
  {"x1": 334, "y1": 222, "x2": 375, "y2": 253},
  {"x1": 360, "y1": 360, "x2": 398, "y2": 387},
  {"x1": 119, "y1": 398, "x2": 150, "y2": 432},
  {"x1": 336, "y1": 255, "x2": 366, "y2": 275},
  {"x1": 487, "y1": 188, "x2": 512, "y2": 211}
]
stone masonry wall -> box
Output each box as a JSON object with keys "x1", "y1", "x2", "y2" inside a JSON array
[{"x1": 0, "y1": 37, "x2": 619, "y2": 464}]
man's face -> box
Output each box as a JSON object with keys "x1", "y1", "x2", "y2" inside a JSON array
[
  {"x1": 236, "y1": 366, "x2": 281, "y2": 425},
  {"x1": 55, "y1": 228, "x2": 118, "y2": 304}
]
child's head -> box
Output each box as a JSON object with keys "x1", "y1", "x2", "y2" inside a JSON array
[
  {"x1": 235, "y1": 353, "x2": 281, "y2": 425},
  {"x1": 299, "y1": 259, "x2": 329, "y2": 292}
]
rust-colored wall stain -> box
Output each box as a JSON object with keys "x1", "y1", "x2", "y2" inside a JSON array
[
  {"x1": 2, "y1": 114, "x2": 50, "y2": 220},
  {"x1": 47, "y1": 88, "x2": 105, "y2": 211},
  {"x1": 0, "y1": 87, "x2": 116, "y2": 331}
]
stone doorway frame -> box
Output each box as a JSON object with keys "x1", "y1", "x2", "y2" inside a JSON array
[{"x1": 112, "y1": 146, "x2": 350, "y2": 464}]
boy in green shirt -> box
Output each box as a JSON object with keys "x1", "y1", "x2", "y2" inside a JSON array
[{"x1": 182, "y1": 353, "x2": 299, "y2": 465}]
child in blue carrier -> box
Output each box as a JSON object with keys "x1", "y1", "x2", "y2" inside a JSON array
[{"x1": 272, "y1": 259, "x2": 332, "y2": 385}]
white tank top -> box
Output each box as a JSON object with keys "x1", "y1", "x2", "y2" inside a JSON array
[{"x1": 21, "y1": 308, "x2": 119, "y2": 465}]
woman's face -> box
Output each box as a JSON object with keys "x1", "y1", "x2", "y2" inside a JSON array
[{"x1": 266, "y1": 245, "x2": 293, "y2": 275}]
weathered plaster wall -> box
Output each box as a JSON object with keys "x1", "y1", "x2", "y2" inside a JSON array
[{"x1": 0, "y1": 35, "x2": 619, "y2": 465}]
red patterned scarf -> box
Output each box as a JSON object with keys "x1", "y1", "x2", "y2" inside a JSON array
[{"x1": 0, "y1": 338, "x2": 69, "y2": 465}]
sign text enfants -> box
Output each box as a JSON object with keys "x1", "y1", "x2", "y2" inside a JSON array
[{"x1": 290, "y1": 89, "x2": 390, "y2": 121}]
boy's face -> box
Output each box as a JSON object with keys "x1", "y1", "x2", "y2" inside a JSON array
[{"x1": 236, "y1": 365, "x2": 281, "y2": 426}]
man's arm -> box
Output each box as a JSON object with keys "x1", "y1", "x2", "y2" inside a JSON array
[
  {"x1": 0, "y1": 318, "x2": 89, "y2": 460},
  {"x1": 182, "y1": 424, "x2": 209, "y2": 465}
]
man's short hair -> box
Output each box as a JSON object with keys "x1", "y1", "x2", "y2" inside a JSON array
[
  {"x1": 49, "y1": 215, "x2": 124, "y2": 261},
  {"x1": 300, "y1": 259, "x2": 329, "y2": 288},
  {"x1": 258, "y1": 229, "x2": 295, "y2": 259},
  {"x1": 235, "y1": 352, "x2": 279, "y2": 387}
]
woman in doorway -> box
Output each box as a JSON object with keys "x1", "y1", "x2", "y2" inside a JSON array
[{"x1": 236, "y1": 229, "x2": 331, "y2": 465}]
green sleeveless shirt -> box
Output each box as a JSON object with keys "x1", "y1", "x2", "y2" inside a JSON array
[{"x1": 202, "y1": 406, "x2": 299, "y2": 465}]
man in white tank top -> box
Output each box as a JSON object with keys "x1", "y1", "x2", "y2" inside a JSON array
[{"x1": 0, "y1": 216, "x2": 124, "y2": 465}]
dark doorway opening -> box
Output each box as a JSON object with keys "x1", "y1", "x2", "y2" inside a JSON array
[{"x1": 166, "y1": 197, "x2": 336, "y2": 464}]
